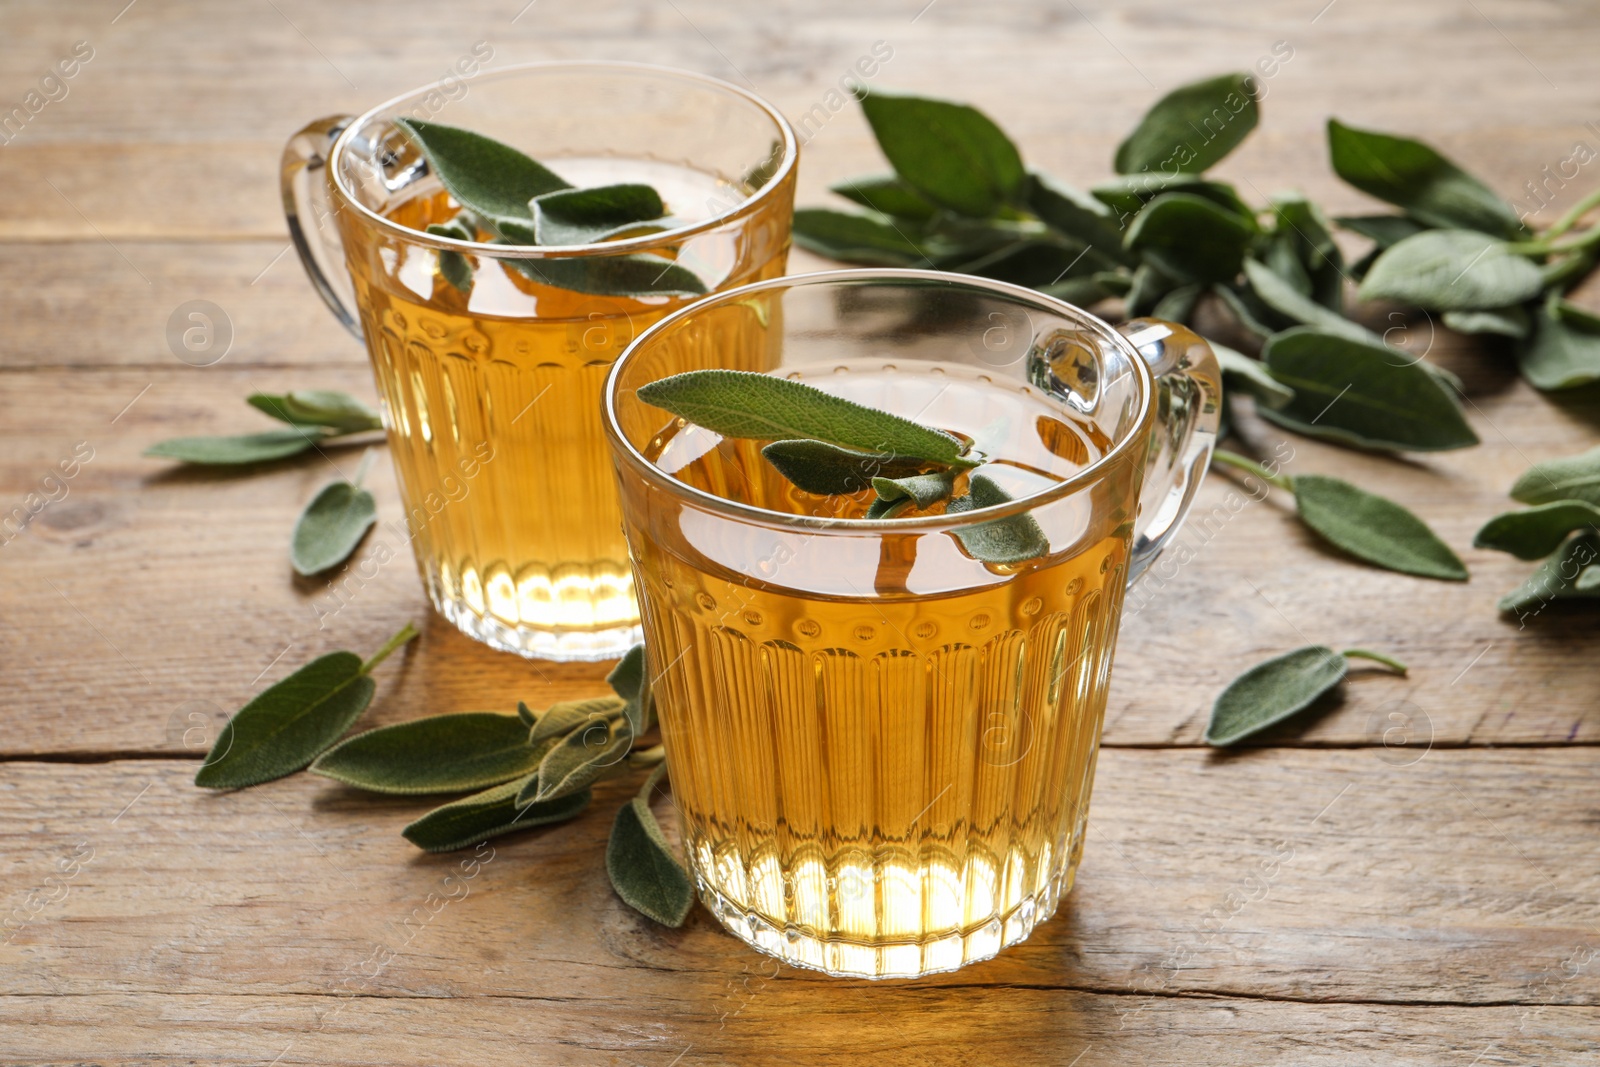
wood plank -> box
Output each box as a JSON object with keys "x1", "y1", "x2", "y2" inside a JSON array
[
  {"x1": 0, "y1": 993, "x2": 1592, "y2": 1066},
  {"x1": 1, "y1": 367, "x2": 1597, "y2": 754},
  {"x1": 0, "y1": 752, "x2": 1595, "y2": 1011}
]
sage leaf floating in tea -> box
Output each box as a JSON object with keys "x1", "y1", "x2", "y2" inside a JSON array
[
  {"x1": 402, "y1": 777, "x2": 592, "y2": 854},
  {"x1": 872, "y1": 469, "x2": 960, "y2": 509},
  {"x1": 1474, "y1": 501, "x2": 1600, "y2": 560},
  {"x1": 530, "y1": 183, "x2": 667, "y2": 245},
  {"x1": 311, "y1": 711, "x2": 549, "y2": 795},
  {"x1": 637, "y1": 369, "x2": 977, "y2": 467},
  {"x1": 606, "y1": 763, "x2": 694, "y2": 928},
  {"x1": 194, "y1": 622, "x2": 418, "y2": 789},
  {"x1": 290, "y1": 450, "x2": 378, "y2": 576},
  {"x1": 760, "y1": 439, "x2": 926, "y2": 495},
  {"x1": 946, "y1": 472, "x2": 1050, "y2": 565},
  {"x1": 393, "y1": 117, "x2": 570, "y2": 220},
  {"x1": 1205, "y1": 645, "x2": 1406, "y2": 747},
  {"x1": 425, "y1": 221, "x2": 476, "y2": 293},
  {"x1": 1114, "y1": 71, "x2": 1259, "y2": 177}
]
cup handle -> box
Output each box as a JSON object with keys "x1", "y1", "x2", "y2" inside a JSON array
[
  {"x1": 1114, "y1": 317, "x2": 1222, "y2": 584},
  {"x1": 280, "y1": 115, "x2": 362, "y2": 340}
]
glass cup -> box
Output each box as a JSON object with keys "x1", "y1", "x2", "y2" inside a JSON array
[
  {"x1": 281, "y1": 62, "x2": 797, "y2": 661},
  {"x1": 604, "y1": 269, "x2": 1220, "y2": 978}
]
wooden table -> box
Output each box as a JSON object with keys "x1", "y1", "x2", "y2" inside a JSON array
[{"x1": 3, "y1": 1, "x2": 1598, "y2": 1062}]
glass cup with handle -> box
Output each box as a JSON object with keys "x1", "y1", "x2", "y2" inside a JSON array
[
  {"x1": 281, "y1": 61, "x2": 798, "y2": 661},
  {"x1": 603, "y1": 269, "x2": 1220, "y2": 978}
]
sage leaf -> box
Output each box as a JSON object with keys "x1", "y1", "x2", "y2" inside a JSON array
[
  {"x1": 492, "y1": 221, "x2": 706, "y2": 298},
  {"x1": 858, "y1": 90, "x2": 1025, "y2": 217},
  {"x1": 1213, "y1": 282, "x2": 1280, "y2": 338},
  {"x1": 1326, "y1": 119, "x2": 1524, "y2": 238},
  {"x1": 831, "y1": 175, "x2": 938, "y2": 222},
  {"x1": 866, "y1": 496, "x2": 913, "y2": 520},
  {"x1": 948, "y1": 238, "x2": 1115, "y2": 288},
  {"x1": 1206, "y1": 646, "x2": 1347, "y2": 746},
  {"x1": 1271, "y1": 193, "x2": 1344, "y2": 310},
  {"x1": 1127, "y1": 261, "x2": 1181, "y2": 317},
  {"x1": 607, "y1": 764, "x2": 693, "y2": 927},
  {"x1": 636, "y1": 369, "x2": 975, "y2": 467},
  {"x1": 1091, "y1": 173, "x2": 1254, "y2": 224},
  {"x1": 530, "y1": 183, "x2": 665, "y2": 245},
  {"x1": 1213, "y1": 342, "x2": 1294, "y2": 409},
  {"x1": 873, "y1": 469, "x2": 958, "y2": 508},
  {"x1": 761, "y1": 439, "x2": 927, "y2": 495},
  {"x1": 945, "y1": 471, "x2": 1048, "y2": 564},
  {"x1": 1115, "y1": 71, "x2": 1259, "y2": 176},
  {"x1": 528, "y1": 696, "x2": 626, "y2": 746},
  {"x1": 517, "y1": 700, "x2": 538, "y2": 728},
  {"x1": 1026, "y1": 172, "x2": 1135, "y2": 264},
  {"x1": 1358, "y1": 230, "x2": 1543, "y2": 310},
  {"x1": 146, "y1": 429, "x2": 326, "y2": 466},
  {"x1": 1291, "y1": 474, "x2": 1468, "y2": 580},
  {"x1": 607, "y1": 643, "x2": 653, "y2": 735},
  {"x1": 1336, "y1": 214, "x2": 1428, "y2": 248},
  {"x1": 425, "y1": 224, "x2": 475, "y2": 293},
  {"x1": 1510, "y1": 445, "x2": 1600, "y2": 506},
  {"x1": 311, "y1": 712, "x2": 547, "y2": 795},
  {"x1": 1124, "y1": 192, "x2": 1255, "y2": 283},
  {"x1": 1497, "y1": 532, "x2": 1600, "y2": 616},
  {"x1": 290, "y1": 461, "x2": 377, "y2": 576},
  {"x1": 248, "y1": 391, "x2": 382, "y2": 434},
  {"x1": 1519, "y1": 302, "x2": 1600, "y2": 391},
  {"x1": 393, "y1": 117, "x2": 569, "y2": 220},
  {"x1": 793, "y1": 207, "x2": 934, "y2": 266},
  {"x1": 1443, "y1": 306, "x2": 1529, "y2": 339},
  {"x1": 1260, "y1": 328, "x2": 1479, "y2": 452},
  {"x1": 1151, "y1": 283, "x2": 1204, "y2": 323},
  {"x1": 1474, "y1": 501, "x2": 1600, "y2": 560},
  {"x1": 195, "y1": 623, "x2": 418, "y2": 789},
  {"x1": 402, "y1": 777, "x2": 591, "y2": 853},
  {"x1": 524, "y1": 715, "x2": 632, "y2": 804},
  {"x1": 1242, "y1": 258, "x2": 1377, "y2": 342}
]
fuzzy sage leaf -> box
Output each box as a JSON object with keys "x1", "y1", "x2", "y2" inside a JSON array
[
  {"x1": 1510, "y1": 445, "x2": 1600, "y2": 506},
  {"x1": 1497, "y1": 532, "x2": 1600, "y2": 617},
  {"x1": 945, "y1": 472, "x2": 1049, "y2": 564},
  {"x1": 607, "y1": 763, "x2": 694, "y2": 927},
  {"x1": 1291, "y1": 474, "x2": 1468, "y2": 581},
  {"x1": 1475, "y1": 501, "x2": 1600, "y2": 560},
  {"x1": 530, "y1": 183, "x2": 666, "y2": 245},
  {"x1": 857, "y1": 89, "x2": 1025, "y2": 217},
  {"x1": 394, "y1": 117, "x2": 570, "y2": 220},
  {"x1": 195, "y1": 623, "x2": 418, "y2": 789},
  {"x1": 761, "y1": 439, "x2": 928, "y2": 495},
  {"x1": 402, "y1": 777, "x2": 591, "y2": 853},
  {"x1": 1206, "y1": 645, "x2": 1406, "y2": 747},
  {"x1": 248, "y1": 391, "x2": 383, "y2": 434},
  {"x1": 311, "y1": 711, "x2": 549, "y2": 795},
  {"x1": 523, "y1": 715, "x2": 632, "y2": 804},
  {"x1": 1326, "y1": 119, "x2": 1524, "y2": 238},
  {"x1": 146, "y1": 429, "x2": 329, "y2": 466},
  {"x1": 1358, "y1": 230, "x2": 1543, "y2": 310},
  {"x1": 1114, "y1": 72, "x2": 1259, "y2": 176},
  {"x1": 290, "y1": 451, "x2": 378, "y2": 576}
]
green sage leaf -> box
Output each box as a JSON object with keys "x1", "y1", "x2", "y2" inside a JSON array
[
  {"x1": 607, "y1": 643, "x2": 653, "y2": 736},
  {"x1": 290, "y1": 477, "x2": 377, "y2": 576},
  {"x1": 1519, "y1": 302, "x2": 1600, "y2": 391},
  {"x1": 1497, "y1": 532, "x2": 1600, "y2": 616},
  {"x1": 524, "y1": 715, "x2": 632, "y2": 804},
  {"x1": 866, "y1": 496, "x2": 913, "y2": 520},
  {"x1": 530, "y1": 183, "x2": 665, "y2": 245},
  {"x1": 425, "y1": 224, "x2": 475, "y2": 293},
  {"x1": 1358, "y1": 230, "x2": 1543, "y2": 311},
  {"x1": 195, "y1": 623, "x2": 418, "y2": 789},
  {"x1": 1336, "y1": 214, "x2": 1428, "y2": 248},
  {"x1": 607, "y1": 764, "x2": 693, "y2": 927},
  {"x1": 792, "y1": 207, "x2": 935, "y2": 266},
  {"x1": 145, "y1": 429, "x2": 326, "y2": 466},
  {"x1": 517, "y1": 700, "x2": 539, "y2": 728},
  {"x1": 1126, "y1": 261, "x2": 1182, "y2": 318},
  {"x1": 1213, "y1": 282, "x2": 1280, "y2": 338},
  {"x1": 1213, "y1": 342, "x2": 1293, "y2": 409},
  {"x1": 1292, "y1": 474, "x2": 1467, "y2": 580},
  {"x1": 527, "y1": 696, "x2": 626, "y2": 746},
  {"x1": 1026, "y1": 172, "x2": 1135, "y2": 264},
  {"x1": 1205, "y1": 646, "x2": 1347, "y2": 746},
  {"x1": 945, "y1": 472, "x2": 1048, "y2": 564},
  {"x1": 1242, "y1": 258, "x2": 1377, "y2": 342},
  {"x1": 1260, "y1": 328, "x2": 1479, "y2": 452},
  {"x1": 858, "y1": 90, "x2": 1025, "y2": 217},
  {"x1": 1326, "y1": 119, "x2": 1524, "y2": 238},
  {"x1": 1443, "y1": 306, "x2": 1529, "y2": 339},
  {"x1": 760, "y1": 439, "x2": 927, "y2": 495},
  {"x1": 872, "y1": 469, "x2": 958, "y2": 508},
  {"x1": 402, "y1": 777, "x2": 591, "y2": 853},
  {"x1": 1114, "y1": 72, "x2": 1259, "y2": 176},
  {"x1": 311, "y1": 712, "x2": 547, "y2": 795},
  {"x1": 394, "y1": 117, "x2": 570, "y2": 220},
  {"x1": 248, "y1": 391, "x2": 382, "y2": 434},
  {"x1": 1124, "y1": 192, "x2": 1255, "y2": 283},
  {"x1": 1091, "y1": 173, "x2": 1254, "y2": 224},
  {"x1": 637, "y1": 369, "x2": 973, "y2": 467},
  {"x1": 492, "y1": 220, "x2": 706, "y2": 297},
  {"x1": 831, "y1": 175, "x2": 938, "y2": 222},
  {"x1": 1150, "y1": 283, "x2": 1204, "y2": 323},
  {"x1": 1271, "y1": 193, "x2": 1344, "y2": 310},
  {"x1": 1474, "y1": 501, "x2": 1600, "y2": 560},
  {"x1": 947, "y1": 238, "x2": 1116, "y2": 288},
  {"x1": 1510, "y1": 445, "x2": 1600, "y2": 506}
]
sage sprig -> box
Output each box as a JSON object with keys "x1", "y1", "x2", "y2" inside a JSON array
[
  {"x1": 606, "y1": 763, "x2": 694, "y2": 927},
  {"x1": 194, "y1": 622, "x2": 418, "y2": 789},
  {"x1": 1475, "y1": 446, "x2": 1600, "y2": 616},
  {"x1": 636, "y1": 368, "x2": 1054, "y2": 565},
  {"x1": 147, "y1": 390, "x2": 383, "y2": 466},
  {"x1": 1211, "y1": 450, "x2": 1467, "y2": 581},
  {"x1": 1206, "y1": 645, "x2": 1408, "y2": 747},
  {"x1": 290, "y1": 450, "x2": 378, "y2": 576}
]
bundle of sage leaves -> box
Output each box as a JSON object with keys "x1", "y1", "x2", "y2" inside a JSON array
[{"x1": 194, "y1": 628, "x2": 693, "y2": 927}]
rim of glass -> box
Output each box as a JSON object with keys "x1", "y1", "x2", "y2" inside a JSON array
[
  {"x1": 328, "y1": 60, "x2": 799, "y2": 259},
  {"x1": 603, "y1": 268, "x2": 1157, "y2": 532}
]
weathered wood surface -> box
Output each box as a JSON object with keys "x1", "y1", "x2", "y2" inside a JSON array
[{"x1": 3, "y1": 0, "x2": 1600, "y2": 1061}]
